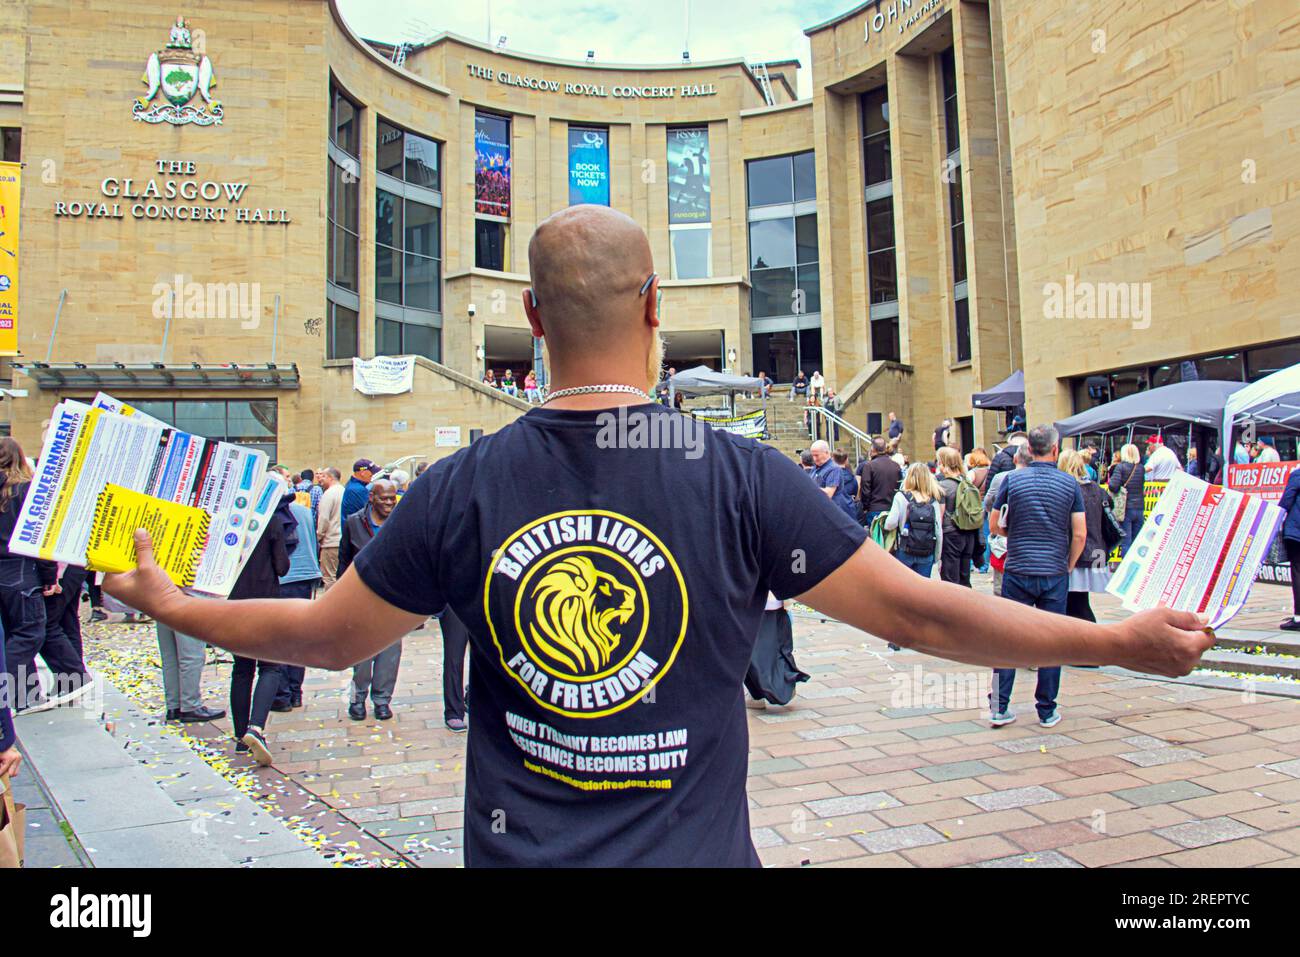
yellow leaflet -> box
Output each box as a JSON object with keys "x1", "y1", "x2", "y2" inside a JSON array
[{"x1": 85, "y1": 484, "x2": 210, "y2": 587}]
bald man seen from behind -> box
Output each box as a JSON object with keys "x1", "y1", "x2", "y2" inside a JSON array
[{"x1": 106, "y1": 204, "x2": 1214, "y2": 867}]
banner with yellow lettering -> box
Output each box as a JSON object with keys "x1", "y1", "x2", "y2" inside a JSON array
[{"x1": 0, "y1": 161, "x2": 18, "y2": 356}]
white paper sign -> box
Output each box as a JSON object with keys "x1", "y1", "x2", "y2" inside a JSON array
[
  {"x1": 1106, "y1": 472, "x2": 1284, "y2": 629},
  {"x1": 353, "y1": 355, "x2": 416, "y2": 395},
  {"x1": 435, "y1": 426, "x2": 461, "y2": 448}
]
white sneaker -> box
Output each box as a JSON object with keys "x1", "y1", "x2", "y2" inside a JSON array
[
  {"x1": 990, "y1": 710, "x2": 1017, "y2": 727},
  {"x1": 1039, "y1": 709, "x2": 1062, "y2": 728}
]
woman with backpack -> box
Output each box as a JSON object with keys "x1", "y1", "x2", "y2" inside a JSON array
[
  {"x1": 885, "y1": 463, "x2": 944, "y2": 579},
  {"x1": 936, "y1": 447, "x2": 983, "y2": 588},
  {"x1": 967, "y1": 448, "x2": 992, "y2": 572},
  {"x1": 1107, "y1": 443, "x2": 1146, "y2": 557},
  {"x1": 1059, "y1": 450, "x2": 1117, "y2": 624}
]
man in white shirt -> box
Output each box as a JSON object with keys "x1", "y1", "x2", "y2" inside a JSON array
[
  {"x1": 1256, "y1": 437, "x2": 1282, "y2": 463},
  {"x1": 316, "y1": 467, "x2": 344, "y2": 588},
  {"x1": 1144, "y1": 437, "x2": 1184, "y2": 481}
]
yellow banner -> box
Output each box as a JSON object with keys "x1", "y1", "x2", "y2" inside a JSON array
[
  {"x1": 85, "y1": 484, "x2": 211, "y2": 587},
  {"x1": 0, "y1": 161, "x2": 17, "y2": 356}
]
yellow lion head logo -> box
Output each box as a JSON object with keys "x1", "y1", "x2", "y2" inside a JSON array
[{"x1": 528, "y1": 555, "x2": 637, "y2": 675}]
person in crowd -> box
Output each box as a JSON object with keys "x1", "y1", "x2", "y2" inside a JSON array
[
  {"x1": 88, "y1": 577, "x2": 108, "y2": 623},
  {"x1": 886, "y1": 462, "x2": 944, "y2": 579},
  {"x1": 986, "y1": 432, "x2": 1028, "y2": 488},
  {"x1": 1108, "y1": 443, "x2": 1146, "y2": 557},
  {"x1": 988, "y1": 425, "x2": 1086, "y2": 729},
  {"x1": 229, "y1": 483, "x2": 294, "y2": 766},
  {"x1": 831, "y1": 449, "x2": 859, "y2": 520},
  {"x1": 1278, "y1": 464, "x2": 1300, "y2": 631},
  {"x1": 1058, "y1": 450, "x2": 1114, "y2": 625},
  {"x1": 0, "y1": 633, "x2": 20, "y2": 780},
  {"x1": 43, "y1": 563, "x2": 88, "y2": 672},
  {"x1": 809, "y1": 441, "x2": 855, "y2": 519},
  {"x1": 799, "y1": 450, "x2": 814, "y2": 473},
  {"x1": 1080, "y1": 441, "x2": 1100, "y2": 481},
  {"x1": 824, "y1": 389, "x2": 845, "y2": 441},
  {"x1": 0, "y1": 438, "x2": 87, "y2": 712},
  {"x1": 1007, "y1": 405, "x2": 1027, "y2": 434},
  {"x1": 273, "y1": 494, "x2": 321, "y2": 712},
  {"x1": 984, "y1": 444, "x2": 1034, "y2": 596},
  {"x1": 157, "y1": 624, "x2": 225, "y2": 723},
  {"x1": 1186, "y1": 446, "x2": 1201, "y2": 478},
  {"x1": 933, "y1": 419, "x2": 952, "y2": 452},
  {"x1": 341, "y1": 459, "x2": 379, "y2": 520},
  {"x1": 790, "y1": 370, "x2": 808, "y2": 403},
  {"x1": 501, "y1": 368, "x2": 519, "y2": 397},
  {"x1": 296, "y1": 468, "x2": 323, "y2": 524},
  {"x1": 483, "y1": 369, "x2": 498, "y2": 389},
  {"x1": 389, "y1": 469, "x2": 411, "y2": 497},
  {"x1": 1144, "y1": 435, "x2": 1183, "y2": 480},
  {"x1": 104, "y1": 204, "x2": 1211, "y2": 869},
  {"x1": 887, "y1": 411, "x2": 904, "y2": 442},
  {"x1": 936, "y1": 446, "x2": 982, "y2": 589},
  {"x1": 857, "y1": 437, "x2": 904, "y2": 530},
  {"x1": 439, "y1": 606, "x2": 470, "y2": 732},
  {"x1": 744, "y1": 593, "x2": 808, "y2": 709},
  {"x1": 524, "y1": 369, "x2": 541, "y2": 403},
  {"x1": 414, "y1": 461, "x2": 430, "y2": 478},
  {"x1": 757, "y1": 371, "x2": 772, "y2": 399},
  {"x1": 1233, "y1": 437, "x2": 1252, "y2": 465},
  {"x1": 809, "y1": 370, "x2": 825, "y2": 404},
  {"x1": 1256, "y1": 435, "x2": 1281, "y2": 463},
  {"x1": 339, "y1": 480, "x2": 403, "y2": 722},
  {"x1": 888, "y1": 438, "x2": 907, "y2": 470},
  {"x1": 1204, "y1": 445, "x2": 1223, "y2": 484},
  {"x1": 966, "y1": 448, "x2": 992, "y2": 571},
  {"x1": 316, "y1": 467, "x2": 344, "y2": 589}
]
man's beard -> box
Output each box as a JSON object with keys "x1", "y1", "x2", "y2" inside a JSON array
[{"x1": 646, "y1": 331, "x2": 666, "y2": 393}]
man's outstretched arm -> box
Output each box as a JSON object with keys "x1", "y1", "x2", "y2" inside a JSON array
[
  {"x1": 797, "y1": 540, "x2": 1213, "y2": 678},
  {"x1": 104, "y1": 530, "x2": 426, "y2": 671}
]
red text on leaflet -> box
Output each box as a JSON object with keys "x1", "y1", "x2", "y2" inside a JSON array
[
  {"x1": 1158, "y1": 491, "x2": 1216, "y2": 606},
  {"x1": 1196, "y1": 493, "x2": 1250, "y2": 616}
]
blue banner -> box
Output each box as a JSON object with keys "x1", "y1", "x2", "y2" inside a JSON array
[{"x1": 568, "y1": 127, "x2": 610, "y2": 206}]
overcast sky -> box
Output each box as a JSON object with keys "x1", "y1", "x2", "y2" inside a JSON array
[{"x1": 335, "y1": 0, "x2": 849, "y2": 98}]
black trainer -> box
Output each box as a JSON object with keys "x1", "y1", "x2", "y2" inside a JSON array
[
  {"x1": 348, "y1": 701, "x2": 366, "y2": 721},
  {"x1": 374, "y1": 704, "x2": 393, "y2": 721},
  {"x1": 241, "y1": 728, "x2": 273, "y2": 766}
]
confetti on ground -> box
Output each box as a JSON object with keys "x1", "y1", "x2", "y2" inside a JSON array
[{"x1": 84, "y1": 621, "x2": 411, "y2": 868}]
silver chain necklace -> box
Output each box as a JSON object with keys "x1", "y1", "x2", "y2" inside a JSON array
[{"x1": 542, "y1": 383, "x2": 653, "y2": 404}]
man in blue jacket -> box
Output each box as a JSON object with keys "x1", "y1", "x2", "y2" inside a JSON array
[{"x1": 341, "y1": 459, "x2": 380, "y2": 520}]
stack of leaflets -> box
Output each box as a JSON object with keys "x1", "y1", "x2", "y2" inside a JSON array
[{"x1": 6, "y1": 392, "x2": 285, "y2": 596}]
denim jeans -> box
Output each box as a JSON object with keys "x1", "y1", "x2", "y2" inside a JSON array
[
  {"x1": 1119, "y1": 514, "x2": 1144, "y2": 558},
  {"x1": 896, "y1": 551, "x2": 934, "y2": 579},
  {"x1": 992, "y1": 571, "x2": 1068, "y2": 719}
]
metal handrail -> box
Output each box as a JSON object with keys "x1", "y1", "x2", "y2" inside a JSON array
[{"x1": 804, "y1": 405, "x2": 872, "y2": 466}]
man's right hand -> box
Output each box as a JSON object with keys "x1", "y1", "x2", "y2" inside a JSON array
[{"x1": 1105, "y1": 607, "x2": 1215, "y2": 677}]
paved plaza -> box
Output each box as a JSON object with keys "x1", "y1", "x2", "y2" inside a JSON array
[{"x1": 18, "y1": 574, "x2": 1300, "y2": 868}]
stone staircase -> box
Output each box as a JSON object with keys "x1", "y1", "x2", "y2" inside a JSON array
[{"x1": 1197, "y1": 630, "x2": 1300, "y2": 683}]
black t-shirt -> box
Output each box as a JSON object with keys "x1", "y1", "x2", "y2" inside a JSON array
[{"x1": 354, "y1": 403, "x2": 866, "y2": 866}]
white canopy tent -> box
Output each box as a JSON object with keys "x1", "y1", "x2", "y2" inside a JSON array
[{"x1": 1221, "y1": 361, "x2": 1300, "y2": 449}]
